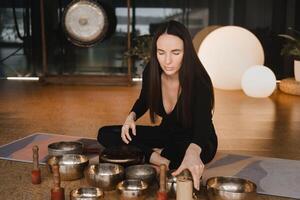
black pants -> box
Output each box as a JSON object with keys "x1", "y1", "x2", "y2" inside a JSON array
[{"x1": 98, "y1": 125, "x2": 217, "y2": 169}]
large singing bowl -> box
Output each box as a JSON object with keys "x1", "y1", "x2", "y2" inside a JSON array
[
  {"x1": 99, "y1": 145, "x2": 144, "y2": 167},
  {"x1": 48, "y1": 141, "x2": 83, "y2": 156},
  {"x1": 206, "y1": 176, "x2": 257, "y2": 200},
  {"x1": 85, "y1": 163, "x2": 125, "y2": 191},
  {"x1": 125, "y1": 164, "x2": 157, "y2": 185},
  {"x1": 47, "y1": 154, "x2": 89, "y2": 181}
]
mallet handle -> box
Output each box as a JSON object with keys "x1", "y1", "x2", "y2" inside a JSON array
[
  {"x1": 52, "y1": 164, "x2": 61, "y2": 191},
  {"x1": 159, "y1": 164, "x2": 166, "y2": 192},
  {"x1": 32, "y1": 145, "x2": 39, "y2": 170}
]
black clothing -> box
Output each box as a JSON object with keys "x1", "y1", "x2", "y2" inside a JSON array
[
  {"x1": 98, "y1": 125, "x2": 217, "y2": 169},
  {"x1": 98, "y1": 65, "x2": 218, "y2": 169}
]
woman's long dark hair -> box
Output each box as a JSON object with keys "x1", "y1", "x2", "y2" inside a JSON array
[{"x1": 148, "y1": 20, "x2": 214, "y2": 127}]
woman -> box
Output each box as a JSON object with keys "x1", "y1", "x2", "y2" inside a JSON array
[{"x1": 98, "y1": 20, "x2": 217, "y2": 190}]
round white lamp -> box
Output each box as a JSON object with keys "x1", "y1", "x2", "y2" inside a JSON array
[
  {"x1": 241, "y1": 65, "x2": 276, "y2": 98},
  {"x1": 193, "y1": 25, "x2": 221, "y2": 53},
  {"x1": 198, "y1": 26, "x2": 264, "y2": 90}
]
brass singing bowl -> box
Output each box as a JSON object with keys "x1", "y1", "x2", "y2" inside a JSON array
[
  {"x1": 125, "y1": 164, "x2": 157, "y2": 185},
  {"x1": 166, "y1": 169, "x2": 193, "y2": 198},
  {"x1": 85, "y1": 163, "x2": 125, "y2": 191},
  {"x1": 166, "y1": 169, "x2": 177, "y2": 198},
  {"x1": 99, "y1": 145, "x2": 144, "y2": 167},
  {"x1": 206, "y1": 176, "x2": 257, "y2": 200},
  {"x1": 48, "y1": 141, "x2": 83, "y2": 156},
  {"x1": 117, "y1": 179, "x2": 148, "y2": 199},
  {"x1": 47, "y1": 154, "x2": 89, "y2": 181},
  {"x1": 70, "y1": 187, "x2": 104, "y2": 200}
]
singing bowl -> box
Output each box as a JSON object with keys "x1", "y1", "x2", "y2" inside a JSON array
[
  {"x1": 166, "y1": 169, "x2": 177, "y2": 198},
  {"x1": 206, "y1": 176, "x2": 257, "y2": 200},
  {"x1": 99, "y1": 145, "x2": 144, "y2": 167},
  {"x1": 84, "y1": 163, "x2": 125, "y2": 191},
  {"x1": 47, "y1": 154, "x2": 89, "y2": 181},
  {"x1": 70, "y1": 187, "x2": 104, "y2": 199},
  {"x1": 48, "y1": 141, "x2": 83, "y2": 156},
  {"x1": 166, "y1": 169, "x2": 193, "y2": 198},
  {"x1": 117, "y1": 179, "x2": 148, "y2": 199},
  {"x1": 125, "y1": 164, "x2": 156, "y2": 185}
]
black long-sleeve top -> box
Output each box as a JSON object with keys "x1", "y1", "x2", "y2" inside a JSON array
[{"x1": 131, "y1": 65, "x2": 216, "y2": 150}]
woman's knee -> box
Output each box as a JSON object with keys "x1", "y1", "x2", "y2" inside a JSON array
[
  {"x1": 201, "y1": 135, "x2": 218, "y2": 164},
  {"x1": 98, "y1": 126, "x2": 115, "y2": 145},
  {"x1": 97, "y1": 125, "x2": 122, "y2": 147}
]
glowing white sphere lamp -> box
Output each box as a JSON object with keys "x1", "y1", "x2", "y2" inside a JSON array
[
  {"x1": 241, "y1": 65, "x2": 276, "y2": 98},
  {"x1": 193, "y1": 25, "x2": 221, "y2": 53},
  {"x1": 198, "y1": 26, "x2": 264, "y2": 90}
]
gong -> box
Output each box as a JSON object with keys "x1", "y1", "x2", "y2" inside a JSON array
[{"x1": 62, "y1": 0, "x2": 111, "y2": 47}]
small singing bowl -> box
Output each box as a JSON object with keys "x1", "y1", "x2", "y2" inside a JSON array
[
  {"x1": 70, "y1": 187, "x2": 104, "y2": 200},
  {"x1": 166, "y1": 169, "x2": 193, "y2": 197},
  {"x1": 117, "y1": 179, "x2": 148, "y2": 199},
  {"x1": 206, "y1": 176, "x2": 257, "y2": 200},
  {"x1": 84, "y1": 163, "x2": 125, "y2": 191},
  {"x1": 48, "y1": 141, "x2": 83, "y2": 156},
  {"x1": 125, "y1": 164, "x2": 156, "y2": 185},
  {"x1": 47, "y1": 154, "x2": 89, "y2": 181},
  {"x1": 166, "y1": 169, "x2": 177, "y2": 197}
]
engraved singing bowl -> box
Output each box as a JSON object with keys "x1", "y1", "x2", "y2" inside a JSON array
[
  {"x1": 48, "y1": 141, "x2": 83, "y2": 156},
  {"x1": 117, "y1": 179, "x2": 148, "y2": 199},
  {"x1": 84, "y1": 163, "x2": 125, "y2": 191},
  {"x1": 125, "y1": 164, "x2": 157, "y2": 185},
  {"x1": 70, "y1": 187, "x2": 104, "y2": 199},
  {"x1": 47, "y1": 154, "x2": 89, "y2": 181},
  {"x1": 206, "y1": 176, "x2": 257, "y2": 200}
]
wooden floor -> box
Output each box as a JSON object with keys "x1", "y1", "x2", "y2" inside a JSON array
[{"x1": 0, "y1": 80, "x2": 299, "y2": 199}]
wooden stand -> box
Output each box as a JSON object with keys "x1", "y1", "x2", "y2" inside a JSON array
[{"x1": 39, "y1": 0, "x2": 133, "y2": 86}]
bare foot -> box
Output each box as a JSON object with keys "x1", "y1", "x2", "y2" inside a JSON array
[
  {"x1": 152, "y1": 148, "x2": 163, "y2": 154},
  {"x1": 150, "y1": 164, "x2": 160, "y2": 174},
  {"x1": 149, "y1": 152, "x2": 170, "y2": 170}
]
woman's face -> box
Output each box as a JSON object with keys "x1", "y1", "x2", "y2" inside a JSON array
[{"x1": 156, "y1": 33, "x2": 184, "y2": 77}]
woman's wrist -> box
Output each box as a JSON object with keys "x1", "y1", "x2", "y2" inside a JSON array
[
  {"x1": 128, "y1": 112, "x2": 136, "y2": 121},
  {"x1": 187, "y1": 143, "x2": 202, "y2": 155}
]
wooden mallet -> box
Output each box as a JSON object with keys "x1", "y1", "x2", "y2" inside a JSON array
[
  {"x1": 157, "y1": 164, "x2": 168, "y2": 200},
  {"x1": 51, "y1": 164, "x2": 65, "y2": 200},
  {"x1": 31, "y1": 145, "x2": 41, "y2": 184}
]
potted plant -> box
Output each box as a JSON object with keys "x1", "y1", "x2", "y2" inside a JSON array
[
  {"x1": 125, "y1": 34, "x2": 152, "y2": 77},
  {"x1": 278, "y1": 28, "x2": 300, "y2": 81}
]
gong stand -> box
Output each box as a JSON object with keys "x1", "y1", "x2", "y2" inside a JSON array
[{"x1": 39, "y1": 0, "x2": 132, "y2": 85}]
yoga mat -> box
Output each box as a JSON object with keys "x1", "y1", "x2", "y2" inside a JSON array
[
  {"x1": 203, "y1": 153, "x2": 300, "y2": 199},
  {"x1": 0, "y1": 133, "x2": 101, "y2": 164}
]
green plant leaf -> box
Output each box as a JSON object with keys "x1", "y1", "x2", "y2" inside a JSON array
[
  {"x1": 278, "y1": 29, "x2": 300, "y2": 59},
  {"x1": 278, "y1": 34, "x2": 296, "y2": 41}
]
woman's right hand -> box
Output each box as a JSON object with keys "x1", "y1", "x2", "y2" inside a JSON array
[{"x1": 121, "y1": 112, "x2": 136, "y2": 144}]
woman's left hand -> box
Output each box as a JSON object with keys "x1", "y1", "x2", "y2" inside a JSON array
[{"x1": 172, "y1": 143, "x2": 204, "y2": 190}]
